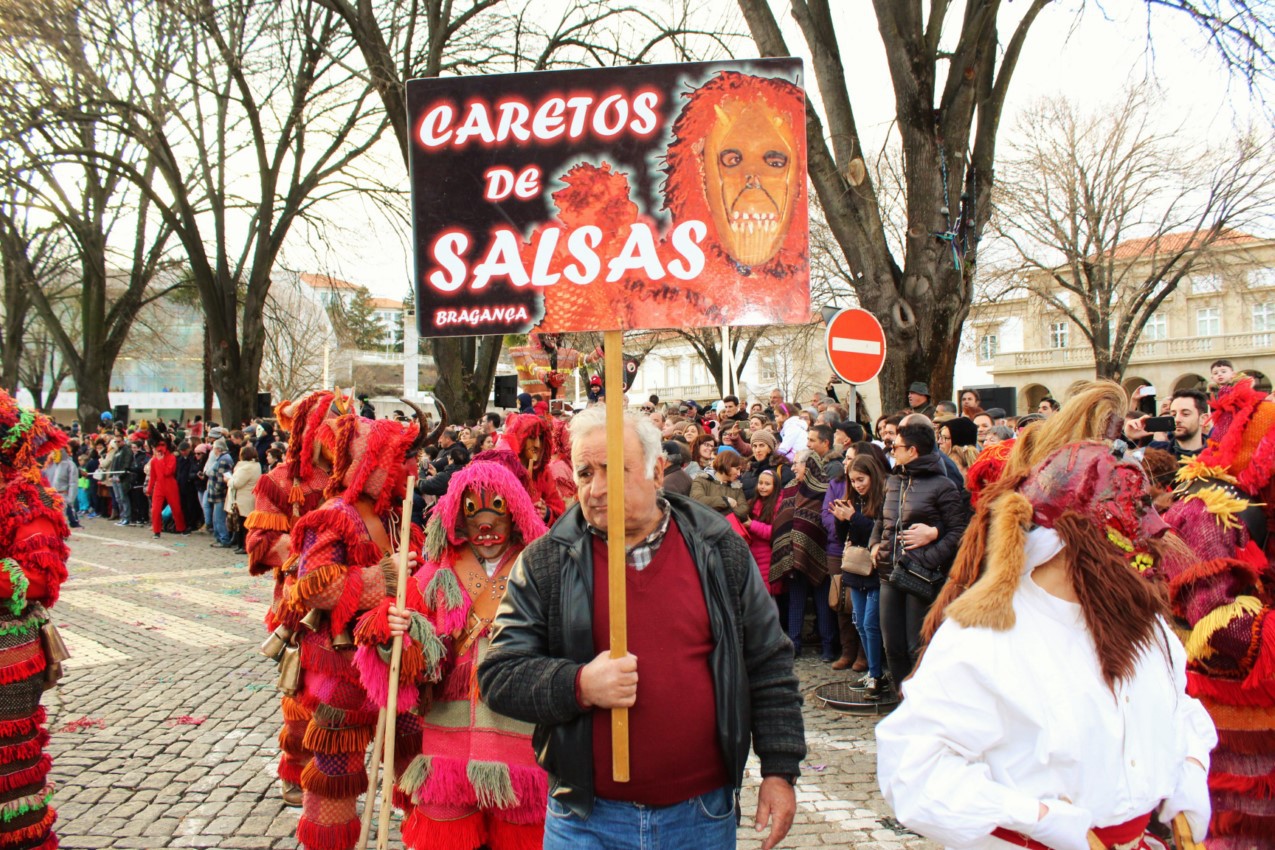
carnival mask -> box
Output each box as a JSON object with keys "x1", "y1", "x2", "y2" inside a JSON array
[
  {"x1": 463, "y1": 486, "x2": 513, "y2": 561},
  {"x1": 1019, "y1": 442, "x2": 1170, "y2": 552},
  {"x1": 702, "y1": 98, "x2": 798, "y2": 268}
]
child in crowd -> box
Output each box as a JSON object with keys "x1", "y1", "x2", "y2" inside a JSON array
[{"x1": 746, "y1": 469, "x2": 780, "y2": 597}]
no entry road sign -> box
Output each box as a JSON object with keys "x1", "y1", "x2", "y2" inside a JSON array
[{"x1": 825, "y1": 308, "x2": 886, "y2": 384}]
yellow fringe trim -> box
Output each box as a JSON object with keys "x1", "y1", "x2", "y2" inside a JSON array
[
  {"x1": 1175, "y1": 458, "x2": 1238, "y2": 490},
  {"x1": 1186, "y1": 596, "x2": 1263, "y2": 661},
  {"x1": 1181, "y1": 487, "x2": 1262, "y2": 532}
]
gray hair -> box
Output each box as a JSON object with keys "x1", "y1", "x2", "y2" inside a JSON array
[
  {"x1": 568, "y1": 405, "x2": 663, "y2": 479},
  {"x1": 989, "y1": 425, "x2": 1014, "y2": 441}
]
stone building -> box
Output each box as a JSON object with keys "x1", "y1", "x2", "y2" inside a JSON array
[{"x1": 965, "y1": 231, "x2": 1275, "y2": 413}]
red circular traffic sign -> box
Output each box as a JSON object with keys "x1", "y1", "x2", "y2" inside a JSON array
[{"x1": 825, "y1": 308, "x2": 886, "y2": 384}]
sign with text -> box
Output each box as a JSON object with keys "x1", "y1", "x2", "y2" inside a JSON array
[{"x1": 408, "y1": 59, "x2": 809, "y2": 337}]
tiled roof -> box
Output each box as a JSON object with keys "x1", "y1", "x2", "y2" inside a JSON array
[
  {"x1": 1106, "y1": 228, "x2": 1256, "y2": 259},
  {"x1": 300, "y1": 273, "x2": 360, "y2": 290}
]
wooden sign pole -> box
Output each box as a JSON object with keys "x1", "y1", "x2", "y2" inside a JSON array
[
  {"x1": 375, "y1": 475, "x2": 416, "y2": 849},
  {"x1": 603, "y1": 329, "x2": 630, "y2": 783}
]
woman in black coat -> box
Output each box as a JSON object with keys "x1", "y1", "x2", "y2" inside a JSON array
[{"x1": 868, "y1": 424, "x2": 969, "y2": 685}]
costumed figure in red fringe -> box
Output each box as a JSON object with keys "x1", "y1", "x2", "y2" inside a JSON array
[
  {"x1": 880, "y1": 442, "x2": 1217, "y2": 850},
  {"x1": 1158, "y1": 375, "x2": 1275, "y2": 849},
  {"x1": 354, "y1": 458, "x2": 548, "y2": 850},
  {"x1": 547, "y1": 419, "x2": 576, "y2": 510},
  {"x1": 146, "y1": 422, "x2": 185, "y2": 538},
  {"x1": 0, "y1": 391, "x2": 71, "y2": 850},
  {"x1": 494, "y1": 414, "x2": 564, "y2": 524},
  {"x1": 277, "y1": 409, "x2": 428, "y2": 850},
  {"x1": 245, "y1": 389, "x2": 352, "y2": 806}
]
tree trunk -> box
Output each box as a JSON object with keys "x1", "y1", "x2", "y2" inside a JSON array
[
  {"x1": 73, "y1": 357, "x2": 113, "y2": 432},
  {"x1": 432, "y1": 335, "x2": 502, "y2": 422}
]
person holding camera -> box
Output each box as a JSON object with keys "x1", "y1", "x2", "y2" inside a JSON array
[{"x1": 870, "y1": 423, "x2": 968, "y2": 686}]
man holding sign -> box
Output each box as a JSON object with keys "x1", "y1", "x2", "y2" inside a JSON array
[{"x1": 478, "y1": 408, "x2": 805, "y2": 850}]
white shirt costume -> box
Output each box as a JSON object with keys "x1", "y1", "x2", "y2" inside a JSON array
[{"x1": 876, "y1": 572, "x2": 1217, "y2": 850}]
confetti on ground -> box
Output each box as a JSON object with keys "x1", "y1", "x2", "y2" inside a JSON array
[
  {"x1": 58, "y1": 717, "x2": 107, "y2": 733},
  {"x1": 243, "y1": 683, "x2": 269, "y2": 692},
  {"x1": 130, "y1": 621, "x2": 162, "y2": 631},
  {"x1": 211, "y1": 608, "x2": 243, "y2": 617},
  {"x1": 167, "y1": 715, "x2": 207, "y2": 726}
]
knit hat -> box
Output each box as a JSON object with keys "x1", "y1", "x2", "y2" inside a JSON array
[
  {"x1": 750, "y1": 430, "x2": 777, "y2": 452},
  {"x1": 945, "y1": 417, "x2": 978, "y2": 448}
]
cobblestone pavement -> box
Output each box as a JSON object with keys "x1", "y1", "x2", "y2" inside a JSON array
[{"x1": 45, "y1": 519, "x2": 932, "y2": 850}]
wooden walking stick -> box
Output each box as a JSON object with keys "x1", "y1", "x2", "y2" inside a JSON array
[
  {"x1": 357, "y1": 709, "x2": 386, "y2": 848},
  {"x1": 603, "y1": 330, "x2": 630, "y2": 782},
  {"x1": 373, "y1": 475, "x2": 416, "y2": 850}
]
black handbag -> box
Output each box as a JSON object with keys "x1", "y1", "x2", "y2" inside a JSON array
[{"x1": 888, "y1": 556, "x2": 945, "y2": 602}]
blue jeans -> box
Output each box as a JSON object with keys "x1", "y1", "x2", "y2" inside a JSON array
[
  {"x1": 201, "y1": 490, "x2": 213, "y2": 530},
  {"x1": 787, "y1": 573, "x2": 837, "y2": 658},
  {"x1": 544, "y1": 786, "x2": 737, "y2": 850},
  {"x1": 212, "y1": 501, "x2": 231, "y2": 545},
  {"x1": 850, "y1": 586, "x2": 884, "y2": 679},
  {"x1": 112, "y1": 482, "x2": 130, "y2": 523}
]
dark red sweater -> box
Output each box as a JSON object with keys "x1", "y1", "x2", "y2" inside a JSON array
[{"x1": 590, "y1": 518, "x2": 729, "y2": 805}]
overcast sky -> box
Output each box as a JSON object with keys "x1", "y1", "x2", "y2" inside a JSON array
[{"x1": 292, "y1": 0, "x2": 1268, "y2": 301}]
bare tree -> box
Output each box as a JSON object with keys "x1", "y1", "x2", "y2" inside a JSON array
[
  {"x1": 16, "y1": 0, "x2": 392, "y2": 425},
  {"x1": 993, "y1": 88, "x2": 1275, "y2": 381},
  {"x1": 736, "y1": 0, "x2": 1275, "y2": 408},
  {"x1": 313, "y1": 0, "x2": 741, "y2": 420},
  {"x1": 0, "y1": 1, "x2": 185, "y2": 427},
  {"x1": 260, "y1": 273, "x2": 338, "y2": 400}
]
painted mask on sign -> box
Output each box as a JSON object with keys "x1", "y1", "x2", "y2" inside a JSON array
[
  {"x1": 702, "y1": 98, "x2": 798, "y2": 268},
  {"x1": 462, "y1": 486, "x2": 513, "y2": 561}
]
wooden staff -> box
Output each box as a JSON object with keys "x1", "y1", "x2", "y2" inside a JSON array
[
  {"x1": 603, "y1": 330, "x2": 629, "y2": 782},
  {"x1": 1172, "y1": 813, "x2": 1202, "y2": 850},
  {"x1": 356, "y1": 709, "x2": 386, "y2": 848},
  {"x1": 374, "y1": 475, "x2": 416, "y2": 849}
]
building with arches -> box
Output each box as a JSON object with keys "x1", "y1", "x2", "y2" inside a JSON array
[{"x1": 966, "y1": 231, "x2": 1275, "y2": 413}]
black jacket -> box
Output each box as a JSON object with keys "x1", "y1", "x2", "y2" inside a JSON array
[
  {"x1": 870, "y1": 452, "x2": 968, "y2": 577},
  {"x1": 477, "y1": 494, "x2": 805, "y2": 817}
]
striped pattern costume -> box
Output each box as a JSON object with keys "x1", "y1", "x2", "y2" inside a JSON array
[
  {"x1": 355, "y1": 460, "x2": 548, "y2": 850},
  {"x1": 0, "y1": 393, "x2": 70, "y2": 850}
]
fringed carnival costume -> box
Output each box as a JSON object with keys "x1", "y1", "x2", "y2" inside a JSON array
[
  {"x1": 880, "y1": 442, "x2": 1217, "y2": 850},
  {"x1": 1160, "y1": 376, "x2": 1275, "y2": 849},
  {"x1": 276, "y1": 408, "x2": 428, "y2": 850},
  {"x1": 354, "y1": 459, "x2": 548, "y2": 850},
  {"x1": 494, "y1": 414, "x2": 564, "y2": 524},
  {"x1": 247, "y1": 390, "x2": 351, "y2": 805},
  {"x1": 0, "y1": 391, "x2": 71, "y2": 850}
]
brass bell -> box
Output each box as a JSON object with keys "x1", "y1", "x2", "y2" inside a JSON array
[
  {"x1": 259, "y1": 624, "x2": 293, "y2": 660},
  {"x1": 276, "y1": 645, "x2": 302, "y2": 696},
  {"x1": 331, "y1": 629, "x2": 355, "y2": 651},
  {"x1": 299, "y1": 609, "x2": 323, "y2": 631}
]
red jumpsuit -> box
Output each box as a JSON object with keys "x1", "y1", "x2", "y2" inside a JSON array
[{"x1": 147, "y1": 447, "x2": 186, "y2": 534}]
